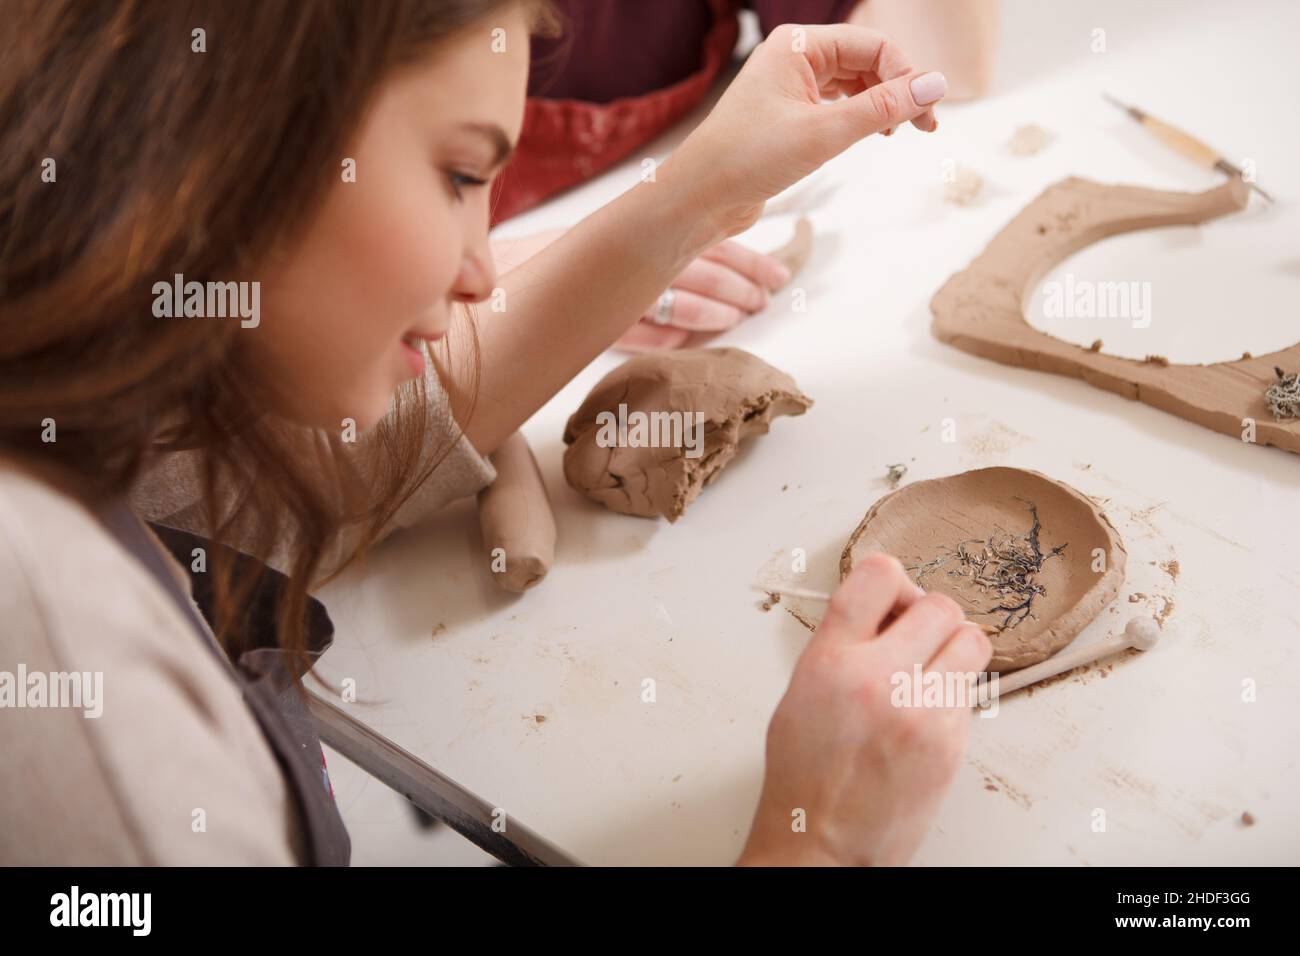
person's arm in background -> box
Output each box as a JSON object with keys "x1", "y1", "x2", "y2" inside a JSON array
[
  {"x1": 846, "y1": 0, "x2": 999, "y2": 100},
  {"x1": 492, "y1": 1, "x2": 889, "y2": 352},
  {"x1": 492, "y1": 225, "x2": 792, "y2": 351}
]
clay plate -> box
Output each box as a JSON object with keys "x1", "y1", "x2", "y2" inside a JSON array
[{"x1": 840, "y1": 467, "x2": 1126, "y2": 672}]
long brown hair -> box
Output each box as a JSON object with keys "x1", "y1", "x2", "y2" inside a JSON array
[{"x1": 0, "y1": 0, "x2": 555, "y2": 671}]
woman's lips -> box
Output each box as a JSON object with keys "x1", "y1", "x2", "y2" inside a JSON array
[{"x1": 399, "y1": 330, "x2": 445, "y2": 378}]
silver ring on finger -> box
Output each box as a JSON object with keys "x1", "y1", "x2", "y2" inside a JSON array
[{"x1": 653, "y1": 288, "x2": 676, "y2": 326}]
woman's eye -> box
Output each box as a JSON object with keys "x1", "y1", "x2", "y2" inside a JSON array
[{"x1": 447, "y1": 170, "x2": 489, "y2": 200}]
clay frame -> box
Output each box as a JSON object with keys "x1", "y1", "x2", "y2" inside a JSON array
[{"x1": 930, "y1": 176, "x2": 1300, "y2": 454}]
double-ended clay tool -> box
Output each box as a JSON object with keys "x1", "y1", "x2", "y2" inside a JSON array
[{"x1": 1102, "y1": 92, "x2": 1274, "y2": 203}]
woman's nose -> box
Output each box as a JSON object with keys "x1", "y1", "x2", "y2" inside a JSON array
[{"x1": 451, "y1": 247, "x2": 498, "y2": 305}]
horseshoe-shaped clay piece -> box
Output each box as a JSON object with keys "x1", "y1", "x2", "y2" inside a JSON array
[{"x1": 931, "y1": 177, "x2": 1300, "y2": 454}]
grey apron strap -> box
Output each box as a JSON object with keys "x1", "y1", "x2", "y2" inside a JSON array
[{"x1": 96, "y1": 499, "x2": 351, "y2": 866}]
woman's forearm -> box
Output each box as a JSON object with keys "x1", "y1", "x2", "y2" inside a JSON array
[{"x1": 460, "y1": 164, "x2": 725, "y2": 456}]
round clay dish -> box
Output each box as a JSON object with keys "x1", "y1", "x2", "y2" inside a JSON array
[{"x1": 839, "y1": 467, "x2": 1125, "y2": 672}]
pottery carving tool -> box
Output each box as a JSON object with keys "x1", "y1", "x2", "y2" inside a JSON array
[
  {"x1": 753, "y1": 583, "x2": 1000, "y2": 634},
  {"x1": 1102, "y1": 92, "x2": 1274, "y2": 203},
  {"x1": 753, "y1": 585, "x2": 1159, "y2": 695}
]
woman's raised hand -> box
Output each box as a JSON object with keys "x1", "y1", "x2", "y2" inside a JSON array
[{"x1": 664, "y1": 24, "x2": 946, "y2": 239}]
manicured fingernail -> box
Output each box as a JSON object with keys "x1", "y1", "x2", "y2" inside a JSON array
[{"x1": 910, "y1": 71, "x2": 947, "y2": 106}]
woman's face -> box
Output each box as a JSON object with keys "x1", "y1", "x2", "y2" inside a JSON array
[{"x1": 255, "y1": 7, "x2": 529, "y2": 431}]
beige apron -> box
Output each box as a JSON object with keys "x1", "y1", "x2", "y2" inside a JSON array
[{"x1": 98, "y1": 501, "x2": 351, "y2": 866}]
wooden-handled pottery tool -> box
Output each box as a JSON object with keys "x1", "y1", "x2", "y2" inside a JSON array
[{"x1": 1103, "y1": 92, "x2": 1274, "y2": 203}]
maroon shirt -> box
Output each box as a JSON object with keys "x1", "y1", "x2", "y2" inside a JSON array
[{"x1": 492, "y1": 0, "x2": 859, "y2": 222}]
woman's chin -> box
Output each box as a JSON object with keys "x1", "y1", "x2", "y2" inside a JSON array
[{"x1": 276, "y1": 389, "x2": 390, "y2": 437}]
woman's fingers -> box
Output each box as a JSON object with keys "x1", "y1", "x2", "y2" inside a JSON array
[
  {"x1": 615, "y1": 238, "x2": 795, "y2": 349},
  {"x1": 701, "y1": 240, "x2": 792, "y2": 292},
  {"x1": 830, "y1": 68, "x2": 946, "y2": 142},
  {"x1": 818, "y1": 554, "x2": 924, "y2": 645},
  {"x1": 928, "y1": 622, "x2": 994, "y2": 675},
  {"x1": 862, "y1": 24, "x2": 939, "y2": 132},
  {"x1": 614, "y1": 321, "x2": 692, "y2": 351},
  {"x1": 673, "y1": 257, "x2": 770, "y2": 314},
  {"x1": 642, "y1": 288, "x2": 743, "y2": 331},
  {"x1": 781, "y1": 24, "x2": 945, "y2": 140},
  {"x1": 877, "y1": 591, "x2": 968, "y2": 670}
]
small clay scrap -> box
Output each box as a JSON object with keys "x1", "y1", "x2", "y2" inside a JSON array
[
  {"x1": 944, "y1": 166, "x2": 984, "y2": 206},
  {"x1": 563, "y1": 348, "x2": 812, "y2": 521},
  {"x1": 840, "y1": 467, "x2": 1126, "y2": 672},
  {"x1": 1008, "y1": 123, "x2": 1053, "y2": 157},
  {"x1": 931, "y1": 176, "x2": 1300, "y2": 455},
  {"x1": 769, "y1": 217, "x2": 814, "y2": 277}
]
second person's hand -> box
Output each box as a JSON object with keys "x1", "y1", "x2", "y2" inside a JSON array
[{"x1": 620, "y1": 238, "x2": 792, "y2": 350}]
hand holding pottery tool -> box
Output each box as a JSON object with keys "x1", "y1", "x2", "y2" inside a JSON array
[{"x1": 753, "y1": 586, "x2": 1158, "y2": 696}]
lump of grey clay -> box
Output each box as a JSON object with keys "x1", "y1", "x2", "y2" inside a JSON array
[{"x1": 562, "y1": 347, "x2": 812, "y2": 521}]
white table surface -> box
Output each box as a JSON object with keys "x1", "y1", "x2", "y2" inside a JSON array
[{"x1": 316, "y1": 0, "x2": 1300, "y2": 865}]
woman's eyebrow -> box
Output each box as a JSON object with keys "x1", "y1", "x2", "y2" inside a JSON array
[{"x1": 457, "y1": 122, "x2": 515, "y2": 167}]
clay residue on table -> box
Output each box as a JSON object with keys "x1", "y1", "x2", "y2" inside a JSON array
[
  {"x1": 784, "y1": 605, "x2": 818, "y2": 632},
  {"x1": 769, "y1": 217, "x2": 814, "y2": 276},
  {"x1": 754, "y1": 548, "x2": 822, "y2": 633},
  {"x1": 883, "y1": 462, "x2": 908, "y2": 490},
  {"x1": 1156, "y1": 595, "x2": 1176, "y2": 626},
  {"x1": 971, "y1": 759, "x2": 1033, "y2": 809},
  {"x1": 961, "y1": 419, "x2": 1029, "y2": 463},
  {"x1": 944, "y1": 165, "x2": 984, "y2": 206},
  {"x1": 1025, "y1": 645, "x2": 1142, "y2": 695},
  {"x1": 1007, "y1": 123, "x2": 1053, "y2": 156}
]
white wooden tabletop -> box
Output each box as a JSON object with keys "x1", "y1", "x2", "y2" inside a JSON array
[{"x1": 316, "y1": 0, "x2": 1300, "y2": 865}]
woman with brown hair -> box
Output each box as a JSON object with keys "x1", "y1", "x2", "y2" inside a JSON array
[{"x1": 0, "y1": 0, "x2": 990, "y2": 865}]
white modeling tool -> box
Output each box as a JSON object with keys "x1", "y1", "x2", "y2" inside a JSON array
[
  {"x1": 989, "y1": 616, "x2": 1160, "y2": 696},
  {"x1": 753, "y1": 584, "x2": 833, "y2": 603}
]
